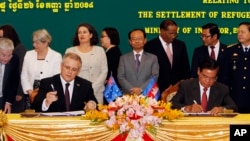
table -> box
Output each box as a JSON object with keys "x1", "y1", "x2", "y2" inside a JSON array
[{"x1": 2, "y1": 114, "x2": 250, "y2": 141}]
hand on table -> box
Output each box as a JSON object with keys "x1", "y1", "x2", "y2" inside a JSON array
[{"x1": 84, "y1": 101, "x2": 97, "y2": 112}]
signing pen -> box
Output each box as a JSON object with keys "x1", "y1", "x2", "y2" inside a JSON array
[
  {"x1": 193, "y1": 100, "x2": 197, "y2": 104},
  {"x1": 51, "y1": 84, "x2": 55, "y2": 91}
]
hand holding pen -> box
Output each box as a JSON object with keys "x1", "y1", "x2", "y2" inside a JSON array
[
  {"x1": 51, "y1": 84, "x2": 55, "y2": 91},
  {"x1": 192, "y1": 100, "x2": 204, "y2": 113},
  {"x1": 45, "y1": 84, "x2": 58, "y2": 107},
  {"x1": 182, "y1": 100, "x2": 203, "y2": 113}
]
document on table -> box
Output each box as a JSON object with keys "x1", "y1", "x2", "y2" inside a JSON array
[
  {"x1": 41, "y1": 110, "x2": 85, "y2": 116},
  {"x1": 184, "y1": 112, "x2": 212, "y2": 116}
]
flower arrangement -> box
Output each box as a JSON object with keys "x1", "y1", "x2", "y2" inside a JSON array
[
  {"x1": 0, "y1": 110, "x2": 7, "y2": 127},
  {"x1": 83, "y1": 95, "x2": 183, "y2": 140}
]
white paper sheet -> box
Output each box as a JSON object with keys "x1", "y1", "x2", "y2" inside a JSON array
[{"x1": 41, "y1": 110, "x2": 85, "y2": 116}]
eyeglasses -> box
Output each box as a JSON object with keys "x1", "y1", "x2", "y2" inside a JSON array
[
  {"x1": 200, "y1": 73, "x2": 217, "y2": 81},
  {"x1": 200, "y1": 35, "x2": 212, "y2": 39},
  {"x1": 130, "y1": 37, "x2": 144, "y2": 42},
  {"x1": 63, "y1": 65, "x2": 79, "y2": 73}
]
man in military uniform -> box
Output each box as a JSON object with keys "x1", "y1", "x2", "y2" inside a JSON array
[{"x1": 227, "y1": 22, "x2": 250, "y2": 113}]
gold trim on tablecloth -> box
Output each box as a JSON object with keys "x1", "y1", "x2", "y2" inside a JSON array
[{"x1": 3, "y1": 114, "x2": 250, "y2": 141}]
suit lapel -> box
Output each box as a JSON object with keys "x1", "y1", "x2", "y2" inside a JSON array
[
  {"x1": 188, "y1": 78, "x2": 201, "y2": 104},
  {"x1": 71, "y1": 78, "x2": 81, "y2": 106},
  {"x1": 128, "y1": 53, "x2": 137, "y2": 74},
  {"x1": 52, "y1": 75, "x2": 67, "y2": 110},
  {"x1": 192, "y1": 79, "x2": 202, "y2": 104},
  {"x1": 171, "y1": 43, "x2": 175, "y2": 65},
  {"x1": 2, "y1": 64, "x2": 9, "y2": 89},
  {"x1": 207, "y1": 85, "x2": 217, "y2": 108},
  {"x1": 203, "y1": 46, "x2": 210, "y2": 58},
  {"x1": 217, "y1": 44, "x2": 226, "y2": 62},
  {"x1": 137, "y1": 52, "x2": 147, "y2": 74}
]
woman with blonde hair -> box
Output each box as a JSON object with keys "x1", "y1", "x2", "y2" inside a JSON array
[{"x1": 21, "y1": 29, "x2": 62, "y2": 108}]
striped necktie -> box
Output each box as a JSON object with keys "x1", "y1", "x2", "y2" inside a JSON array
[{"x1": 135, "y1": 54, "x2": 140, "y2": 72}]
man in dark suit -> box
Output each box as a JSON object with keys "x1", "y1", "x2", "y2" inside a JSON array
[
  {"x1": 118, "y1": 28, "x2": 159, "y2": 95},
  {"x1": 32, "y1": 53, "x2": 98, "y2": 112},
  {"x1": 144, "y1": 19, "x2": 190, "y2": 94},
  {"x1": 0, "y1": 24, "x2": 27, "y2": 113},
  {"x1": 227, "y1": 22, "x2": 250, "y2": 113},
  {"x1": 171, "y1": 59, "x2": 237, "y2": 115},
  {"x1": 191, "y1": 23, "x2": 229, "y2": 85},
  {"x1": 0, "y1": 38, "x2": 20, "y2": 113}
]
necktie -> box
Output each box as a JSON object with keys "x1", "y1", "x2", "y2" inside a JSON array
[
  {"x1": 201, "y1": 87, "x2": 208, "y2": 112},
  {"x1": 244, "y1": 48, "x2": 248, "y2": 53},
  {"x1": 65, "y1": 83, "x2": 70, "y2": 111},
  {"x1": 210, "y1": 46, "x2": 215, "y2": 60},
  {"x1": 135, "y1": 54, "x2": 140, "y2": 72},
  {"x1": 166, "y1": 44, "x2": 173, "y2": 65},
  {"x1": 0, "y1": 64, "x2": 2, "y2": 97}
]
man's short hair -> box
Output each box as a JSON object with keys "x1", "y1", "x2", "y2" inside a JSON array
[
  {"x1": 202, "y1": 23, "x2": 220, "y2": 39},
  {"x1": 198, "y1": 58, "x2": 219, "y2": 73},
  {"x1": 62, "y1": 52, "x2": 82, "y2": 69}
]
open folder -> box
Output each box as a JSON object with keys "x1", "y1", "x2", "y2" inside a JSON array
[
  {"x1": 40, "y1": 110, "x2": 85, "y2": 116},
  {"x1": 184, "y1": 112, "x2": 212, "y2": 116},
  {"x1": 184, "y1": 112, "x2": 239, "y2": 117}
]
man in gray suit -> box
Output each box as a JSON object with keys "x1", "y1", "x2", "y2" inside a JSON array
[{"x1": 117, "y1": 29, "x2": 159, "y2": 95}]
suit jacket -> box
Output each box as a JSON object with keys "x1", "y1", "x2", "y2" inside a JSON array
[
  {"x1": 106, "y1": 46, "x2": 122, "y2": 87},
  {"x1": 65, "y1": 46, "x2": 107, "y2": 104},
  {"x1": 13, "y1": 43, "x2": 27, "y2": 96},
  {"x1": 191, "y1": 43, "x2": 229, "y2": 85},
  {"x1": 32, "y1": 74, "x2": 98, "y2": 112},
  {"x1": 2, "y1": 54, "x2": 20, "y2": 106},
  {"x1": 117, "y1": 51, "x2": 159, "y2": 94},
  {"x1": 144, "y1": 37, "x2": 191, "y2": 93},
  {"x1": 227, "y1": 43, "x2": 250, "y2": 112},
  {"x1": 171, "y1": 78, "x2": 238, "y2": 112},
  {"x1": 21, "y1": 48, "x2": 62, "y2": 93}
]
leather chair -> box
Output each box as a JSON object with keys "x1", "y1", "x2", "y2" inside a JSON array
[{"x1": 161, "y1": 81, "x2": 180, "y2": 102}]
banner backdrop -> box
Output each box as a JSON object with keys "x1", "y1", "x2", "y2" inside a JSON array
[{"x1": 1, "y1": 0, "x2": 249, "y2": 60}]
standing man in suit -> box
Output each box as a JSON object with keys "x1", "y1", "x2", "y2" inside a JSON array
[
  {"x1": 0, "y1": 24, "x2": 27, "y2": 113},
  {"x1": 227, "y1": 22, "x2": 250, "y2": 113},
  {"x1": 171, "y1": 59, "x2": 237, "y2": 115},
  {"x1": 117, "y1": 28, "x2": 159, "y2": 95},
  {"x1": 144, "y1": 19, "x2": 190, "y2": 95},
  {"x1": 191, "y1": 23, "x2": 229, "y2": 85},
  {"x1": 32, "y1": 53, "x2": 98, "y2": 112},
  {"x1": 0, "y1": 37, "x2": 20, "y2": 113}
]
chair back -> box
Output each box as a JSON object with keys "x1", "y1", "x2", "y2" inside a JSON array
[{"x1": 161, "y1": 81, "x2": 180, "y2": 102}]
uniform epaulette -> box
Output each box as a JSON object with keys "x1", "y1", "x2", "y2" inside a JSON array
[{"x1": 227, "y1": 43, "x2": 238, "y2": 48}]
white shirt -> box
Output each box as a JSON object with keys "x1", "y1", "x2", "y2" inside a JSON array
[
  {"x1": 41, "y1": 76, "x2": 75, "y2": 111},
  {"x1": 199, "y1": 83, "x2": 210, "y2": 102},
  {"x1": 133, "y1": 50, "x2": 143, "y2": 61},
  {"x1": 208, "y1": 41, "x2": 220, "y2": 60},
  {"x1": 159, "y1": 36, "x2": 173, "y2": 54},
  {"x1": 242, "y1": 44, "x2": 250, "y2": 52},
  {"x1": 0, "y1": 63, "x2": 5, "y2": 98}
]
